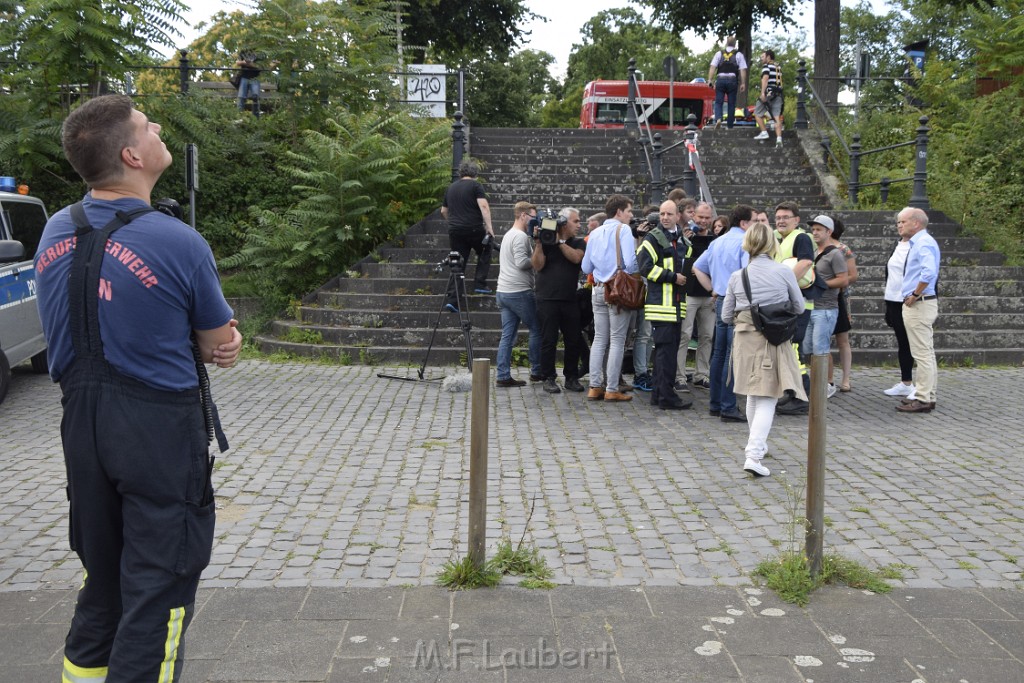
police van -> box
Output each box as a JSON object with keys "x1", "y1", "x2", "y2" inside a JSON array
[{"x1": 0, "y1": 177, "x2": 49, "y2": 404}]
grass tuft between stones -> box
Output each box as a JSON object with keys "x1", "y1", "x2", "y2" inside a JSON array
[
  {"x1": 437, "y1": 539, "x2": 554, "y2": 590},
  {"x1": 754, "y1": 552, "x2": 901, "y2": 607}
]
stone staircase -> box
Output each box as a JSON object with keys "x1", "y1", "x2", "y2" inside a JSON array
[{"x1": 257, "y1": 127, "x2": 1024, "y2": 367}]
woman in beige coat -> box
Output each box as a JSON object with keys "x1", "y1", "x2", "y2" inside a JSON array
[{"x1": 722, "y1": 222, "x2": 806, "y2": 477}]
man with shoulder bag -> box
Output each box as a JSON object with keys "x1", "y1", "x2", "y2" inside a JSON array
[{"x1": 581, "y1": 194, "x2": 639, "y2": 402}]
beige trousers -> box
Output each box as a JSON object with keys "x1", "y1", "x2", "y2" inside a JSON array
[{"x1": 902, "y1": 299, "x2": 938, "y2": 403}]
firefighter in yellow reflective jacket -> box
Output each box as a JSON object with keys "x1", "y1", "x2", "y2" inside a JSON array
[{"x1": 637, "y1": 199, "x2": 692, "y2": 409}]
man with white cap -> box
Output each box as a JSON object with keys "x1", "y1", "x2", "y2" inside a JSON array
[{"x1": 806, "y1": 216, "x2": 849, "y2": 374}]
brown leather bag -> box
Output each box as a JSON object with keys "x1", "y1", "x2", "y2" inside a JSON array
[{"x1": 604, "y1": 225, "x2": 646, "y2": 310}]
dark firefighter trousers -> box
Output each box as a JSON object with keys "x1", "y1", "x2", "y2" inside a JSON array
[{"x1": 60, "y1": 211, "x2": 215, "y2": 683}]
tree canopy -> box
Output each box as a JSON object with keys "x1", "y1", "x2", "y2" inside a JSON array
[
  {"x1": 637, "y1": 0, "x2": 800, "y2": 81},
  {"x1": 400, "y1": 0, "x2": 539, "y2": 64}
]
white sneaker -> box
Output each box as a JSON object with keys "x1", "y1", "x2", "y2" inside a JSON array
[
  {"x1": 775, "y1": 138, "x2": 783, "y2": 148},
  {"x1": 744, "y1": 458, "x2": 770, "y2": 477},
  {"x1": 906, "y1": 388, "x2": 918, "y2": 401},
  {"x1": 884, "y1": 382, "x2": 915, "y2": 397},
  {"x1": 827, "y1": 383, "x2": 837, "y2": 398},
  {"x1": 754, "y1": 131, "x2": 770, "y2": 140}
]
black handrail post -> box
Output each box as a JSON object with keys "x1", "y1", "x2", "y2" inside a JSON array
[
  {"x1": 178, "y1": 50, "x2": 189, "y2": 94},
  {"x1": 795, "y1": 60, "x2": 808, "y2": 130},
  {"x1": 683, "y1": 114, "x2": 698, "y2": 197},
  {"x1": 651, "y1": 133, "x2": 664, "y2": 204},
  {"x1": 849, "y1": 134, "x2": 862, "y2": 206},
  {"x1": 821, "y1": 135, "x2": 831, "y2": 167},
  {"x1": 909, "y1": 115, "x2": 930, "y2": 209},
  {"x1": 451, "y1": 111, "x2": 466, "y2": 181},
  {"x1": 880, "y1": 177, "x2": 891, "y2": 205},
  {"x1": 625, "y1": 58, "x2": 639, "y2": 137}
]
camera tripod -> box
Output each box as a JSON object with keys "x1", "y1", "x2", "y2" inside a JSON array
[{"x1": 377, "y1": 251, "x2": 475, "y2": 382}]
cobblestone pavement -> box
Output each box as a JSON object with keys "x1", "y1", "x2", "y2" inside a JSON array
[{"x1": 3, "y1": 361, "x2": 1023, "y2": 592}]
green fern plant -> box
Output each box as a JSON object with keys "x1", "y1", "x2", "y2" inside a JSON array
[{"x1": 221, "y1": 108, "x2": 448, "y2": 304}]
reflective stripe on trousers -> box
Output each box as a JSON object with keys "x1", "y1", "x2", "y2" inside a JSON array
[{"x1": 63, "y1": 657, "x2": 107, "y2": 683}]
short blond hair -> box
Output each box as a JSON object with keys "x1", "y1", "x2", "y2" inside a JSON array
[
  {"x1": 743, "y1": 222, "x2": 778, "y2": 259},
  {"x1": 513, "y1": 201, "x2": 536, "y2": 220}
]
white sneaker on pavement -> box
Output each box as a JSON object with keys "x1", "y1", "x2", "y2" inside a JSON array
[
  {"x1": 744, "y1": 458, "x2": 770, "y2": 477},
  {"x1": 827, "y1": 383, "x2": 837, "y2": 398},
  {"x1": 754, "y1": 131, "x2": 770, "y2": 140},
  {"x1": 884, "y1": 382, "x2": 915, "y2": 397},
  {"x1": 906, "y1": 388, "x2": 918, "y2": 401}
]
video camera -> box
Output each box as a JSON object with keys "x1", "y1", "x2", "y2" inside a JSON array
[
  {"x1": 435, "y1": 250, "x2": 465, "y2": 273},
  {"x1": 528, "y1": 208, "x2": 566, "y2": 246},
  {"x1": 629, "y1": 212, "x2": 661, "y2": 238}
]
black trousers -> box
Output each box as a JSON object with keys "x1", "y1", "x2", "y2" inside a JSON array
[
  {"x1": 884, "y1": 299, "x2": 915, "y2": 381},
  {"x1": 538, "y1": 298, "x2": 582, "y2": 380},
  {"x1": 61, "y1": 361, "x2": 213, "y2": 682},
  {"x1": 446, "y1": 229, "x2": 491, "y2": 305},
  {"x1": 650, "y1": 321, "x2": 681, "y2": 404}
]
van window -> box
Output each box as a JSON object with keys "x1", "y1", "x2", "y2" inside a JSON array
[
  {"x1": 645, "y1": 98, "x2": 706, "y2": 126},
  {"x1": 2, "y1": 201, "x2": 47, "y2": 257}
]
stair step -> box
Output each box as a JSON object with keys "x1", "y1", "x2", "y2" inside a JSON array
[{"x1": 255, "y1": 127, "x2": 1022, "y2": 367}]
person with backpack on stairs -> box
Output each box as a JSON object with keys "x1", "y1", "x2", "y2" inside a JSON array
[{"x1": 707, "y1": 36, "x2": 748, "y2": 129}]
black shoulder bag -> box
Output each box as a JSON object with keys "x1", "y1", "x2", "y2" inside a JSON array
[{"x1": 741, "y1": 267, "x2": 799, "y2": 346}]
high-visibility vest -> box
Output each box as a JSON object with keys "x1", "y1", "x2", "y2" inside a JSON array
[
  {"x1": 776, "y1": 227, "x2": 814, "y2": 310},
  {"x1": 637, "y1": 227, "x2": 689, "y2": 322}
]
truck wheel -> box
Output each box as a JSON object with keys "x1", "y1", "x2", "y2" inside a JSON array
[
  {"x1": 0, "y1": 350, "x2": 10, "y2": 405},
  {"x1": 30, "y1": 348, "x2": 48, "y2": 373}
]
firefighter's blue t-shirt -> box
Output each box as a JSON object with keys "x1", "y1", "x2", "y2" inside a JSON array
[{"x1": 35, "y1": 195, "x2": 233, "y2": 391}]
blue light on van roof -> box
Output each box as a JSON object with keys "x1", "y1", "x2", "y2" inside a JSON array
[{"x1": 0, "y1": 177, "x2": 15, "y2": 193}]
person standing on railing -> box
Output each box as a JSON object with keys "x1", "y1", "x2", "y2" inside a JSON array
[
  {"x1": 235, "y1": 50, "x2": 262, "y2": 117},
  {"x1": 895, "y1": 207, "x2": 941, "y2": 414},
  {"x1": 707, "y1": 36, "x2": 748, "y2": 129}
]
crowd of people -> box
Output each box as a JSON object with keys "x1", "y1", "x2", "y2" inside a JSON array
[{"x1": 442, "y1": 169, "x2": 943, "y2": 475}]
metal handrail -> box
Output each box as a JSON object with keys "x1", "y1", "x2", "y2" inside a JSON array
[
  {"x1": 624, "y1": 60, "x2": 717, "y2": 209},
  {"x1": 795, "y1": 60, "x2": 930, "y2": 209}
]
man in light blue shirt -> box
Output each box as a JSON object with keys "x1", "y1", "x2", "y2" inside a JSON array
[
  {"x1": 582, "y1": 194, "x2": 638, "y2": 401},
  {"x1": 895, "y1": 207, "x2": 941, "y2": 413},
  {"x1": 693, "y1": 204, "x2": 753, "y2": 422}
]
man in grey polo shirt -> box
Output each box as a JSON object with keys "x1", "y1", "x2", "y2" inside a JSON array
[{"x1": 495, "y1": 202, "x2": 542, "y2": 387}]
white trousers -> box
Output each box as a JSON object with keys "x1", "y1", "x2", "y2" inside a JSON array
[{"x1": 744, "y1": 395, "x2": 779, "y2": 461}]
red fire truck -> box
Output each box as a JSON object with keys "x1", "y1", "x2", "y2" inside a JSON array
[{"x1": 580, "y1": 79, "x2": 717, "y2": 130}]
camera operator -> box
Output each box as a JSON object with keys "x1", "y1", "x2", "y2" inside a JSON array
[
  {"x1": 441, "y1": 159, "x2": 495, "y2": 311},
  {"x1": 638, "y1": 200, "x2": 691, "y2": 409},
  {"x1": 495, "y1": 202, "x2": 542, "y2": 387},
  {"x1": 531, "y1": 208, "x2": 587, "y2": 393}
]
